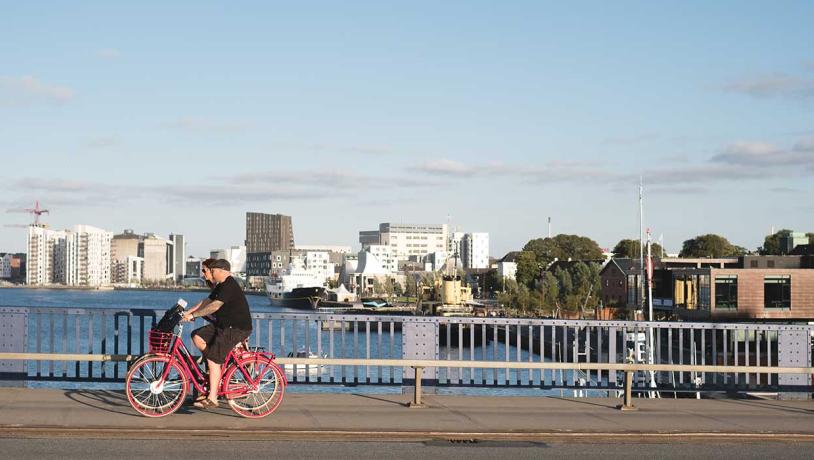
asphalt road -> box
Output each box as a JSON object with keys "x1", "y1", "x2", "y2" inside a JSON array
[{"x1": 1, "y1": 438, "x2": 813, "y2": 459}]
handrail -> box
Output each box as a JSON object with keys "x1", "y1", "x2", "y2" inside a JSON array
[
  {"x1": 2, "y1": 352, "x2": 811, "y2": 410},
  {"x1": 2, "y1": 352, "x2": 812, "y2": 374}
]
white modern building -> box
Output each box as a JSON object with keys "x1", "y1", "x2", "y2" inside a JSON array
[
  {"x1": 169, "y1": 234, "x2": 186, "y2": 281},
  {"x1": 497, "y1": 252, "x2": 519, "y2": 281},
  {"x1": 26, "y1": 226, "x2": 64, "y2": 285},
  {"x1": 448, "y1": 231, "x2": 465, "y2": 258},
  {"x1": 423, "y1": 251, "x2": 448, "y2": 272},
  {"x1": 366, "y1": 245, "x2": 398, "y2": 273},
  {"x1": 71, "y1": 224, "x2": 113, "y2": 286},
  {"x1": 303, "y1": 251, "x2": 333, "y2": 281},
  {"x1": 359, "y1": 223, "x2": 448, "y2": 261},
  {"x1": 27, "y1": 224, "x2": 112, "y2": 287},
  {"x1": 118, "y1": 255, "x2": 144, "y2": 285},
  {"x1": 222, "y1": 245, "x2": 247, "y2": 274},
  {"x1": 461, "y1": 232, "x2": 489, "y2": 269},
  {"x1": 348, "y1": 249, "x2": 403, "y2": 296}
]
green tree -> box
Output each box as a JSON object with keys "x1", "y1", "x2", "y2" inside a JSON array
[
  {"x1": 405, "y1": 275, "x2": 417, "y2": 297},
  {"x1": 808, "y1": 233, "x2": 814, "y2": 245},
  {"x1": 515, "y1": 284, "x2": 531, "y2": 312},
  {"x1": 516, "y1": 234, "x2": 603, "y2": 290},
  {"x1": 514, "y1": 251, "x2": 539, "y2": 288},
  {"x1": 538, "y1": 271, "x2": 559, "y2": 315},
  {"x1": 759, "y1": 229, "x2": 792, "y2": 255},
  {"x1": 569, "y1": 261, "x2": 601, "y2": 314},
  {"x1": 484, "y1": 270, "x2": 503, "y2": 294},
  {"x1": 372, "y1": 279, "x2": 385, "y2": 295},
  {"x1": 679, "y1": 234, "x2": 746, "y2": 258},
  {"x1": 554, "y1": 267, "x2": 573, "y2": 310},
  {"x1": 612, "y1": 239, "x2": 665, "y2": 258},
  {"x1": 523, "y1": 234, "x2": 603, "y2": 268},
  {"x1": 496, "y1": 278, "x2": 520, "y2": 309}
]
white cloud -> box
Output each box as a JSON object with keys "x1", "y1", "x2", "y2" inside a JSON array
[
  {"x1": 414, "y1": 159, "x2": 477, "y2": 177},
  {"x1": 412, "y1": 158, "x2": 620, "y2": 184},
  {"x1": 0, "y1": 75, "x2": 74, "y2": 106},
  {"x1": 711, "y1": 140, "x2": 814, "y2": 168},
  {"x1": 161, "y1": 117, "x2": 252, "y2": 133},
  {"x1": 97, "y1": 48, "x2": 121, "y2": 60},
  {"x1": 601, "y1": 134, "x2": 658, "y2": 146},
  {"x1": 793, "y1": 137, "x2": 814, "y2": 152},
  {"x1": 722, "y1": 74, "x2": 814, "y2": 99},
  {"x1": 86, "y1": 136, "x2": 121, "y2": 149}
]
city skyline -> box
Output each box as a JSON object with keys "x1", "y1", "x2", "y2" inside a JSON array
[{"x1": 2, "y1": 2, "x2": 813, "y2": 257}]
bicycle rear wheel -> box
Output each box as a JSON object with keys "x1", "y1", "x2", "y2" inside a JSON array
[
  {"x1": 126, "y1": 355, "x2": 188, "y2": 417},
  {"x1": 223, "y1": 356, "x2": 285, "y2": 418}
]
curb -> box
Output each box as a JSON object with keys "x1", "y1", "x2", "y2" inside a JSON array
[{"x1": 3, "y1": 427, "x2": 814, "y2": 443}]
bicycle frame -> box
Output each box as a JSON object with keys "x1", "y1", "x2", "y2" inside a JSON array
[{"x1": 153, "y1": 325, "x2": 285, "y2": 399}]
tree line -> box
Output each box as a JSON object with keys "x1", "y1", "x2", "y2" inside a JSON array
[{"x1": 497, "y1": 229, "x2": 812, "y2": 315}]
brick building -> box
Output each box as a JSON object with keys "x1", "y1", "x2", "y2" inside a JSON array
[{"x1": 602, "y1": 255, "x2": 814, "y2": 321}]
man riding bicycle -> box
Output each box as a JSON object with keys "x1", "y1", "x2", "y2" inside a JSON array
[{"x1": 181, "y1": 258, "x2": 252, "y2": 409}]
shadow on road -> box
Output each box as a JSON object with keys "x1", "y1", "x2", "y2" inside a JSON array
[
  {"x1": 63, "y1": 390, "x2": 247, "y2": 418},
  {"x1": 351, "y1": 393, "x2": 411, "y2": 407},
  {"x1": 63, "y1": 390, "x2": 141, "y2": 417}
]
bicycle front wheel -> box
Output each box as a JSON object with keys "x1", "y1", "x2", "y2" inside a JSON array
[
  {"x1": 223, "y1": 356, "x2": 285, "y2": 418},
  {"x1": 126, "y1": 355, "x2": 188, "y2": 417}
]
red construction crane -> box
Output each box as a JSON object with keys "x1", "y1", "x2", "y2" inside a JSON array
[{"x1": 6, "y1": 201, "x2": 50, "y2": 226}]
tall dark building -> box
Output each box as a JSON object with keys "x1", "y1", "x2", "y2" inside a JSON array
[{"x1": 245, "y1": 212, "x2": 294, "y2": 276}]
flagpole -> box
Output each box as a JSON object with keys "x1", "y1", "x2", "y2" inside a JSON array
[
  {"x1": 647, "y1": 228, "x2": 658, "y2": 396},
  {"x1": 639, "y1": 177, "x2": 644, "y2": 318}
]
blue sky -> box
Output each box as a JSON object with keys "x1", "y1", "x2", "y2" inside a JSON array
[{"x1": 1, "y1": 1, "x2": 813, "y2": 257}]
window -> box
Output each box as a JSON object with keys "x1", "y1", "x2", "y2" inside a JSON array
[
  {"x1": 767, "y1": 260, "x2": 775, "y2": 268},
  {"x1": 673, "y1": 273, "x2": 710, "y2": 310},
  {"x1": 627, "y1": 274, "x2": 638, "y2": 306},
  {"x1": 764, "y1": 275, "x2": 791, "y2": 309},
  {"x1": 714, "y1": 275, "x2": 737, "y2": 309},
  {"x1": 750, "y1": 260, "x2": 758, "y2": 268}
]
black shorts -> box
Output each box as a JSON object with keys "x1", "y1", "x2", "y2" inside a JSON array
[{"x1": 191, "y1": 324, "x2": 251, "y2": 365}]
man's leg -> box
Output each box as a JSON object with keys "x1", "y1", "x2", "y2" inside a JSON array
[
  {"x1": 192, "y1": 334, "x2": 207, "y2": 353},
  {"x1": 206, "y1": 359, "x2": 220, "y2": 403}
]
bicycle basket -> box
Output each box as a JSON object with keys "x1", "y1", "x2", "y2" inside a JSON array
[{"x1": 148, "y1": 329, "x2": 174, "y2": 354}]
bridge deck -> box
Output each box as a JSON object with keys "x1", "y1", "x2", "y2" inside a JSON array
[{"x1": 0, "y1": 388, "x2": 812, "y2": 440}]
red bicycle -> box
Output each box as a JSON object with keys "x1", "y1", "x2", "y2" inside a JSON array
[{"x1": 125, "y1": 321, "x2": 286, "y2": 418}]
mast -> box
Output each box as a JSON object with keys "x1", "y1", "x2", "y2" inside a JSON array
[
  {"x1": 646, "y1": 228, "x2": 658, "y2": 395},
  {"x1": 639, "y1": 177, "x2": 644, "y2": 316}
]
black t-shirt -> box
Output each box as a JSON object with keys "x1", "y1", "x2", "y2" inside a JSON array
[{"x1": 208, "y1": 276, "x2": 252, "y2": 331}]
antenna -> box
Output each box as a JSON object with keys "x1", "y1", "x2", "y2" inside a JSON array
[{"x1": 547, "y1": 217, "x2": 552, "y2": 238}]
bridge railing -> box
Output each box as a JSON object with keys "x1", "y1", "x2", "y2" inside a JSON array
[{"x1": 1, "y1": 306, "x2": 812, "y2": 395}]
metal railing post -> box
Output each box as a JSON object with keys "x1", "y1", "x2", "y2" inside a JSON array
[
  {"x1": 618, "y1": 349, "x2": 638, "y2": 411},
  {"x1": 409, "y1": 366, "x2": 424, "y2": 408},
  {"x1": 619, "y1": 370, "x2": 637, "y2": 411}
]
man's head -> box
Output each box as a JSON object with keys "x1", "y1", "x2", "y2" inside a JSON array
[
  {"x1": 208, "y1": 258, "x2": 232, "y2": 283},
  {"x1": 201, "y1": 258, "x2": 217, "y2": 287}
]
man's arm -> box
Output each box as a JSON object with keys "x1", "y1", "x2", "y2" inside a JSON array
[
  {"x1": 183, "y1": 299, "x2": 223, "y2": 322},
  {"x1": 187, "y1": 297, "x2": 213, "y2": 314}
]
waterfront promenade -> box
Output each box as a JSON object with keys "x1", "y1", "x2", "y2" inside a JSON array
[{"x1": 1, "y1": 388, "x2": 813, "y2": 441}]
